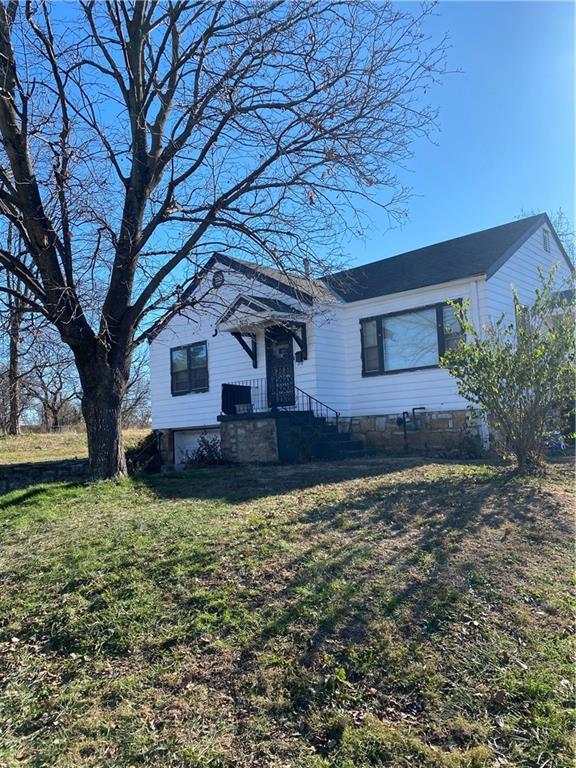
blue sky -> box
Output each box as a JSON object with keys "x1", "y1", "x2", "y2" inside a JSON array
[
  {"x1": 47, "y1": 1, "x2": 574, "y2": 274},
  {"x1": 347, "y1": 0, "x2": 575, "y2": 266}
]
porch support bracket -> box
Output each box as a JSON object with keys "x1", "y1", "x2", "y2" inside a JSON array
[
  {"x1": 231, "y1": 332, "x2": 258, "y2": 368},
  {"x1": 286, "y1": 323, "x2": 308, "y2": 361}
]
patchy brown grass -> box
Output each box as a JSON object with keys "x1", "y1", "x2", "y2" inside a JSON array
[
  {"x1": 0, "y1": 458, "x2": 573, "y2": 767},
  {"x1": 0, "y1": 428, "x2": 150, "y2": 465}
]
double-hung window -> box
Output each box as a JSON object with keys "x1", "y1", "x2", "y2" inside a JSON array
[
  {"x1": 360, "y1": 302, "x2": 463, "y2": 376},
  {"x1": 170, "y1": 341, "x2": 209, "y2": 395},
  {"x1": 441, "y1": 304, "x2": 464, "y2": 352}
]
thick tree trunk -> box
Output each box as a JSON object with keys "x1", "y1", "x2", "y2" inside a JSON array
[
  {"x1": 82, "y1": 390, "x2": 126, "y2": 478},
  {"x1": 79, "y1": 361, "x2": 128, "y2": 479}
]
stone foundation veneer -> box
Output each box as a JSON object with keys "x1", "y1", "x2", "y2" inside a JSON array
[
  {"x1": 158, "y1": 408, "x2": 483, "y2": 467},
  {"x1": 157, "y1": 428, "x2": 174, "y2": 465},
  {"x1": 336, "y1": 409, "x2": 482, "y2": 453},
  {"x1": 220, "y1": 416, "x2": 279, "y2": 463}
]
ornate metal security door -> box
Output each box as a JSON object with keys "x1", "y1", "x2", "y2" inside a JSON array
[{"x1": 265, "y1": 326, "x2": 295, "y2": 408}]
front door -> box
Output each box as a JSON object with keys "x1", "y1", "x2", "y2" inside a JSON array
[{"x1": 265, "y1": 326, "x2": 295, "y2": 408}]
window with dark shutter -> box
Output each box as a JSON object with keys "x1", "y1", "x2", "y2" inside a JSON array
[
  {"x1": 170, "y1": 341, "x2": 209, "y2": 395},
  {"x1": 361, "y1": 319, "x2": 380, "y2": 374},
  {"x1": 360, "y1": 300, "x2": 463, "y2": 375},
  {"x1": 441, "y1": 304, "x2": 464, "y2": 353}
]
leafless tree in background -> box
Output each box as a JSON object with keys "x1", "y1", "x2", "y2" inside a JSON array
[
  {"x1": 0, "y1": 319, "x2": 82, "y2": 432},
  {"x1": 122, "y1": 353, "x2": 151, "y2": 428},
  {"x1": 0, "y1": 226, "x2": 36, "y2": 434},
  {"x1": 0, "y1": 0, "x2": 445, "y2": 477},
  {"x1": 0, "y1": 363, "x2": 33, "y2": 433},
  {"x1": 5, "y1": 272, "x2": 23, "y2": 434},
  {"x1": 23, "y1": 338, "x2": 81, "y2": 431}
]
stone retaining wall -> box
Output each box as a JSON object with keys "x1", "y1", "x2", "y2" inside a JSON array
[{"x1": 0, "y1": 459, "x2": 90, "y2": 493}]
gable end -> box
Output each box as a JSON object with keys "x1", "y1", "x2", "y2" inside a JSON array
[
  {"x1": 182, "y1": 253, "x2": 315, "y2": 306},
  {"x1": 486, "y1": 214, "x2": 574, "y2": 279}
]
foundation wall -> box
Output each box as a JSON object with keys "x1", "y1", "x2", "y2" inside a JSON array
[
  {"x1": 336, "y1": 409, "x2": 483, "y2": 456},
  {"x1": 220, "y1": 417, "x2": 279, "y2": 463}
]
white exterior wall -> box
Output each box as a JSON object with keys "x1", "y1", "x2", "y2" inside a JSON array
[
  {"x1": 151, "y1": 309, "x2": 255, "y2": 430},
  {"x1": 337, "y1": 277, "x2": 483, "y2": 416},
  {"x1": 150, "y1": 224, "x2": 573, "y2": 430},
  {"x1": 151, "y1": 273, "x2": 489, "y2": 428},
  {"x1": 484, "y1": 224, "x2": 572, "y2": 325},
  {"x1": 150, "y1": 266, "x2": 320, "y2": 430},
  {"x1": 310, "y1": 310, "x2": 349, "y2": 415}
]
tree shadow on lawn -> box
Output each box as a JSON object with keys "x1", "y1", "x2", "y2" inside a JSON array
[
  {"x1": 136, "y1": 461, "x2": 570, "y2": 676},
  {"x1": 139, "y1": 456, "x2": 463, "y2": 504},
  {"x1": 0, "y1": 481, "x2": 88, "y2": 533},
  {"x1": 0, "y1": 485, "x2": 53, "y2": 511},
  {"x1": 295, "y1": 468, "x2": 570, "y2": 618},
  {"x1": 194, "y1": 466, "x2": 571, "y2": 727},
  {"x1": 2, "y1": 458, "x2": 571, "y2": 766}
]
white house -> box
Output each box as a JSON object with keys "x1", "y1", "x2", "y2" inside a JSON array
[{"x1": 149, "y1": 213, "x2": 573, "y2": 464}]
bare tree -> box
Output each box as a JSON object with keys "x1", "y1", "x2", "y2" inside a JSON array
[
  {"x1": 122, "y1": 353, "x2": 151, "y2": 428},
  {"x1": 0, "y1": 363, "x2": 33, "y2": 433},
  {"x1": 23, "y1": 344, "x2": 81, "y2": 432},
  {"x1": 546, "y1": 209, "x2": 574, "y2": 260},
  {"x1": 0, "y1": 317, "x2": 81, "y2": 432},
  {"x1": 0, "y1": 1, "x2": 445, "y2": 477},
  {"x1": 0, "y1": 226, "x2": 36, "y2": 434},
  {"x1": 5, "y1": 274, "x2": 23, "y2": 434}
]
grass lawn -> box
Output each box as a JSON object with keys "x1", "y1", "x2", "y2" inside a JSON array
[
  {"x1": 0, "y1": 458, "x2": 573, "y2": 767},
  {"x1": 0, "y1": 429, "x2": 151, "y2": 465}
]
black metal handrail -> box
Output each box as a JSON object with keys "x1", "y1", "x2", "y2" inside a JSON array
[
  {"x1": 221, "y1": 377, "x2": 339, "y2": 425},
  {"x1": 293, "y1": 385, "x2": 339, "y2": 423}
]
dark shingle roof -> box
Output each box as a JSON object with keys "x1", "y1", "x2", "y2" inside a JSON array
[{"x1": 322, "y1": 214, "x2": 562, "y2": 303}]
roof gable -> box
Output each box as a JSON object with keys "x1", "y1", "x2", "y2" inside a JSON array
[
  {"x1": 217, "y1": 294, "x2": 302, "y2": 328},
  {"x1": 182, "y1": 252, "x2": 317, "y2": 305}
]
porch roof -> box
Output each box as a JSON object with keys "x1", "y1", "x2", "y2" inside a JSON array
[{"x1": 216, "y1": 294, "x2": 305, "y2": 333}]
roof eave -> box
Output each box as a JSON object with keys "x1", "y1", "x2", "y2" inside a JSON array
[{"x1": 332, "y1": 272, "x2": 488, "y2": 305}]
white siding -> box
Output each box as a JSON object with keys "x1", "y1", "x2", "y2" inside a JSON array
[
  {"x1": 484, "y1": 224, "x2": 572, "y2": 325},
  {"x1": 310, "y1": 310, "x2": 349, "y2": 414},
  {"x1": 151, "y1": 223, "x2": 573, "y2": 430},
  {"x1": 338, "y1": 277, "x2": 483, "y2": 416},
  {"x1": 151, "y1": 274, "x2": 484, "y2": 427},
  {"x1": 150, "y1": 265, "x2": 325, "y2": 429},
  {"x1": 150, "y1": 308, "x2": 257, "y2": 430}
]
